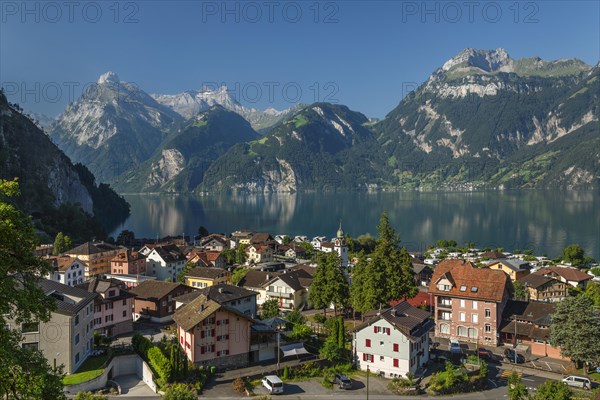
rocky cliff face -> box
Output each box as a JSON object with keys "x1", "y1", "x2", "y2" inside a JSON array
[{"x1": 0, "y1": 93, "x2": 93, "y2": 213}]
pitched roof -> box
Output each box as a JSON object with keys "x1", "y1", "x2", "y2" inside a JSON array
[
  {"x1": 150, "y1": 244, "x2": 187, "y2": 263},
  {"x1": 76, "y1": 277, "x2": 135, "y2": 301},
  {"x1": 65, "y1": 241, "x2": 119, "y2": 256},
  {"x1": 201, "y1": 234, "x2": 228, "y2": 246},
  {"x1": 186, "y1": 267, "x2": 229, "y2": 280},
  {"x1": 534, "y1": 266, "x2": 592, "y2": 283},
  {"x1": 38, "y1": 279, "x2": 97, "y2": 315},
  {"x1": 48, "y1": 256, "x2": 86, "y2": 272},
  {"x1": 111, "y1": 249, "x2": 146, "y2": 263},
  {"x1": 288, "y1": 263, "x2": 316, "y2": 276},
  {"x1": 175, "y1": 284, "x2": 258, "y2": 306},
  {"x1": 353, "y1": 301, "x2": 434, "y2": 341},
  {"x1": 237, "y1": 270, "x2": 282, "y2": 289},
  {"x1": 173, "y1": 294, "x2": 254, "y2": 331},
  {"x1": 251, "y1": 233, "x2": 274, "y2": 244},
  {"x1": 264, "y1": 270, "x2": 312, "y2": 291},
  {"x1": 428, "y1": 260, "x2": 509, "y2": 302},
  {"x1": 518, "y1": 273, "x2": 556, "y2": 289},
  {"x1": 129, "y1": 280, "x2": 187, "y2": 300},
  {"x1": 502, "y1": 300, "x2": 555, "y2": 326},
  {"x1": 481, "y1": 251, "x2": 506, "y2": 259},
  {"x1": 489, "y1": 259, "x2": 531, "y2": 272}
]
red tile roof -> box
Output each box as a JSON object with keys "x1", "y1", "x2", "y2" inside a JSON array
[
  {"x1": 428, "y1": 259, "x2": 509, "y2": 302},
  {"x1": 533, "y1": 266, "x2": 592, "y2": 283}
]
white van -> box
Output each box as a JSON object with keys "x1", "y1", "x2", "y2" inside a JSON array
[
  {"x1": 562, "y1": 375, "x2": 591, "y2": 389},
  {"x1": 262, "y1": 375, "x2": 284, "y2": 394}
]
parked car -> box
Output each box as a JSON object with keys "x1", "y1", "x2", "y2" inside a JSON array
[
  {"x1": 476, "y1": 347, "x2": 493, "y2": 360},
  {"x1": 449, "y1": 339, "x2": 462, "y2": 354},
  {"x1": 262, "y1": 375, "x2": 284, "y2": 394},
  {"x1": 333, "y1": 373, "x2": 353, "y2": 389},
  {"x1": 562, "y1": 375, "x2": 591, "y2": 389},
  {"x1": 503, "y1": 348, "x2": 525, "y2": 364}
]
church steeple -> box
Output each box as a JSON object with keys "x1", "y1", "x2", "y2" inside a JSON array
[{"x1": 336, "y1": 220, "x2": 344, "y2": 239}]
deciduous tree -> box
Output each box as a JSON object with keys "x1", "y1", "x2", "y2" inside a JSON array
[
  {"x1": 533, "y1": 380, "x2": 572, "y2": 400},
  {"x1": 0, "y1": 179, "x2": 65, "y2": 399},
  {"x1": 561, "y1": 244, "x2": 585, "y2": 267},
  {"x1": 261, "y1": 299, "x2": 281, "y2": 319},
  {"x1": 507, "y1": 371, "x2": 528, "y2": 400},
  {"x1": 550, "y1": 293, "x2": 600, "y2": 367}
]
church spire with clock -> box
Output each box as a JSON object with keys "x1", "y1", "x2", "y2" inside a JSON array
[{"x1": 334, "y1": 221, "x2": 348, "y2": 267}]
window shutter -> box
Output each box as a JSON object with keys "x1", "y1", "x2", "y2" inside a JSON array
[
  {"x1": 212, "y1": 344, "x2": 215, "y2": 352},
  {"x1": 387, "y1": 328, "x2": 390, "y2": 335},
  {"x1": 217, "y1": 336, "x2": 220, "y2": 342},
  {"x1": 226, "y1": 334, "x2": 229, "y2": 340},
  {"x1": 212, "y1": 329, "x2": 215, "y2": 337},
  {"x1": 363, "y1": 353, "x2": 367, "y2": 361},
  {"x1": 393, "y1": 343, "x2": 398, "y2": 352},
  {"x1": 393, "y1": 358, "x2": 399, "y2": 367},
  {"x1": 374, "y1": 325, "x2": 377, "y2": 333},
  {"x1": 366, "y1": 339, "x2": 371, "y2": 347},
  {"x1": 217, "y1": 320, "x2": 221, "y2": 326},
  {"x1": 201, "y1": 331, "x2": 205, "y2": 339},
  {"x1": 200, "y1": 346, "x2": 205, "y2": 354},
  {"x1": 225, "y1": 319, "x2": 229, "y2": 325}
]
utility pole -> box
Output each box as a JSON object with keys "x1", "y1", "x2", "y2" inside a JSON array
[
  {"x1": 514, "y1": 316, "x2": 518, "y2": 364},
  {"x1": 366, "y1": 365, "x2": 370, "y2": 400}
]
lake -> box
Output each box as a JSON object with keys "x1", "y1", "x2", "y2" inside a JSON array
[{"x1": 110, "y1": 190, "x2": 600, "y2": 259}]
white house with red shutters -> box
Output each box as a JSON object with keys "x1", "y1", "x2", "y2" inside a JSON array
[{"x1": 352, "y1": 301, "x2": 434, "y2": 379}]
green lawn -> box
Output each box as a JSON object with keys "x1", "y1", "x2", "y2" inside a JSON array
[{"x1": 63, "y1": 353, "x2": 110, "y2": 385}]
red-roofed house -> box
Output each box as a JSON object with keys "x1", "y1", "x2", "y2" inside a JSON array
[{"x1": 429, "y1": 260, "x2": 511, "y2": 346}]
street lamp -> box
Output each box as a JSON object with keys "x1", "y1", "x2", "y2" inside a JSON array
[
  {"x1": 53, "y1": 352, "x2": 61, "y2": 371},
  {"x1": 366, "y1": 365, "x2": 370, "y2": 400}
]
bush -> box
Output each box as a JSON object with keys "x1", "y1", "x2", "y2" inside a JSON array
[
  {"x1": 282, "y1": 366, "x2": 289, "y2": 380},
  {"x1": 162, "y1": 383, "x2": 197, "y2": 400},
  {"x1": 313, "y1": 314, "x2": 326, "y2": 324},
  {"x1": 232, "y1": 377, "x2": 247, "y2": 393},
  {"x1": 148, "y1": 346, "x2": 172, "y2": 383}
]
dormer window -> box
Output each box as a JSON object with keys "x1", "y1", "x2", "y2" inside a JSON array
[
  {"x1": 471, "y1": 287, "x2": 478, "y2": 293},
  {"x1": 460, "y1": 285, "x2": 467, "y2": 292},
  {"x1": 438, "y1": 284, "x2": 451, "y2": 291}
]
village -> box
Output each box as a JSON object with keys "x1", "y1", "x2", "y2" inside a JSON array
[{"x1": 20, "y1": 222, "x2": 600, "y2": 399}]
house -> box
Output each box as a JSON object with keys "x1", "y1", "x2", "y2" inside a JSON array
[
  {"x1": 13, "y1": 279, "x2": 97, "y2": 374},
  {"x1": 353, "y1": 301, "x2": 434, "y2": 379},
  {"x1": 174, "y1": 284, "x2": 258, "y2": 317},
  {"x1": 185, "y1": 267, "x2": 231, "y2": 289},
  {"x1": 278, "y1": 244, "x2": 307, "y2": 259},
  {"x1": 429, "y1": 260, "x2": 511, "y2": 346},
  {"x1": 231, "y1": 230, "x2": 255, "y2": 247},
  {"x1": 251, "y1": 233, "x2": 276, "y2": 246},
  {"x1": 34, "y1": 244, "x2": 54, "y2": 257},
  {"x1": 486, "y1": 259, "x2": 531, "y2": 281},
  {"x1": 517, "y1": 274, "x2": 567, "y2": 302},
  {"x1": 173, "y1": 294, "x2": 255, "y2": 369},
  {"x1": 412, "y1": 263, "x2": 433, "y2": 287},
  {"x1": 480, "y1": 251, "x2": 506, "y2": 260},
  {"x1": 111, "y1": 249, "x2": 147, "y2": 275},
  {"x1": 311, "y1": 236, "x2": 327, "y2": 249},
  {"x1": 288, "y1": 262, "x2": 317, "y2": 277},
  {"x1": 65, "y1": 241, "x2": 120, "y2": 279},
  {"x1": 533, "y1": 266, "x2": 593, "y2": 288},
  {"x1": 77, "y1": 277, "x2": 134, "y2": 336},
  {"x1": 293, "y1": 235, "x2": 308, "y2": 243},
  {"x1": 141, "y1": 244, "x2": 187, "y2": 281},
  {"x1": 263, "y1": 270, "x2": 313, "y2": 311},
  {"x1": 246, "y1": 244, "x2": 273, "y2": 265},
  {"x1": 44, "y1": 256, "x2": 86, "y2": 286},
  {"x1": 129, "y1": 281, "x2": 195, "y2": 323},
  {"x1": 237, "y1": 270, "x2": 282, "y2": 306},
  {"x1": 187, "y1": 250, "x2": 226, "y2": 269},
  {"x1": 103, "y1": 273, "x2": 157, "y2": 289},
  {"x1": 500, "y1": 300, "x2": 568, "y2": 360},
  {"x1": 200, "y1": 234, "x2": 229, "y2": 251}
]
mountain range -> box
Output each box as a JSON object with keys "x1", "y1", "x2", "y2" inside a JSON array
[{"x1": 38, "y1": 48, "x2": 599, "y2": 193}]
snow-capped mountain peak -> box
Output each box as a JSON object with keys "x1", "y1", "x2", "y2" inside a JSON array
[{"x1": 97, "y1": 71, "x2": 120, "y2": 85}]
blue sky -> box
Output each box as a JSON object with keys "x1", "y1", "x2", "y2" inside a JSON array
[{"x1": 1, "y1": 1, "x2": 598, "y2": 118}]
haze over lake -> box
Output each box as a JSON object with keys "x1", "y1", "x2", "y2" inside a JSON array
[{"x1": 111, "y1": 190, "x2": 599, "y2": 259}]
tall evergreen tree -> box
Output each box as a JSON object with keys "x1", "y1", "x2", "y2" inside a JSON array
[
  {"x1": 308, "y1": 252, "x2": 349, "y2": 316},
  {"x1": 53, "y1": 232, "x2": 72, "y2": 255},
  {"x1": 351, "y1": 212, "x2": 417, "y2": 317}
]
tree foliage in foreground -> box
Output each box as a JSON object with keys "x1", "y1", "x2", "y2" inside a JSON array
[
  {"x1": 0, "y1": 179, "x2": 65, "y2": 399},
  {"x1": 308, "y1": 251, "x2": 349, "y2": 315},
  {"x1": 162, "y1": 383, "x2": 198, "y2": 400},
  {"x1": 550, "y1": 293, "x2": 600, "y2": 366}
]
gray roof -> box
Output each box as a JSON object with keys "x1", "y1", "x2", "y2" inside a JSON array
[
  {"x1": 174, "y1": 284, "x2": 257, "y2": 306},
  {"x1": 491, "y1": 259, "x2": 531, "y2": 272},
  {"x1": 186, "y1": 267, "x2": 229, "y2": 280},
  {"x1": 263, "y1": 270, "x2": 312, "y2": 291},
  {"x1": 65, "y1": 241, "x2": 119, "y2": 256},
  {"x1": 518, "y1": 273, "x2": 555, "y2": 289},
  {"x1": 173, "y1": 295, "x2": 255, "y2": 332},
  {"x1": 353, "y1": 300, "x2": 434, "y2": 341},
  {"x1": 38, "y1": 279, "x2": 97, "y2": 316},
  {"x1": 129, "y1": 280, "x2": 187, "y2": 300}
]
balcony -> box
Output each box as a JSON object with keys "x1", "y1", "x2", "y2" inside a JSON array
[
  {"x1": 437, "y1": 312, "x2": 452, "y2": 321},
  {"x1": 266, "y1": 291, "x2": 292, "y2": 299},
  {"x1": 437, "y1": 300, "x2": 452, "y2": 309}
]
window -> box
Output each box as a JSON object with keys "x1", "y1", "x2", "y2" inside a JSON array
[
  {"x1": 485, "y1": 309, "x2": 491, "y2": 318},
  {"x1": 468, "y1": 328, "x2": 477, "y2": 339},
  {"x1": 108, "y1": 290, "x2": 116, "y2": 297},
  {"x1": 105, "y1": 303, "x2": 113, "y2": 311},
  {"x1": 440, "y1": 284, "x2": 451, "y2": 291},
  {"x1": 472, "y1": 300, "x2": 478, "y2": 309},
  {"x1": 75, "y1": 334, "x2": 80, "y2": 344},
  {"x1": 485, "y1": 324, "x2": 491, "y2": 333},
  {"x1": 459, "y1": 312, "x2": 466, "y2": 322},
  {"x1": 75, "y1": 353, "x2": 80, "y2": 364},
  {"x1": 471, "y1": 287, "x2": 478, "y2": 293},
  {"x1": 439, "y1": 324, "x2": 450, "y2": 334},
  {"x1": 105, "y1": 315, "x2": 113, "y2": 322},
  {"x1": 21, "y1": 322, "x2": 39, "y2": 333},
  {"x1": 365, "y1": 339, "x2": 371, "y2": 348},
  {"x1": 472, "y1": 314, "x2": 478, "y2": 323},
  {"x1": 22, "y1": 342, "x2": 39, "y2": 350},
  {"x1": 75, "y1": 315, "x2": 80, "y2": 325},
  {"x1": 393, "y1": 358, "x2": 399, "y2": 367},
  {"x1": 123, "y1": 310, "x2": 127, "y2": 318},
  {"x1": 380, "y1": 355, "x2": 385, "y2": 361},
  {"x1": 123, "y1": 299, "x2": 127, "y2": 306},
  {"x1": 380, "y1": 341, "x2": 384, "y2": 346},
  {"x1": 362, "y1": 353, "x2": 373, "y2": 362},
  {"x1": 460, "y1": 299, "x2": 466, "y2": 308},
  {"x1": 460, "y1": 285, "x2": 467, "y2": 292},
  {"x1": 393, "y1": 343, "x2": 399, "y2": 352},
  {"x1": 457, "y1": 326, "x2": 467, "y2": 337}
]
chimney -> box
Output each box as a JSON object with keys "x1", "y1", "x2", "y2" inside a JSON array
[{"x1": 266, "y1": 274, "x2": 270, "y2": 280}]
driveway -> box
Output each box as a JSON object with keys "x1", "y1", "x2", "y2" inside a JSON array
[{"x1": 112, "y1": 374, "x2": 160, "y2": 399}]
